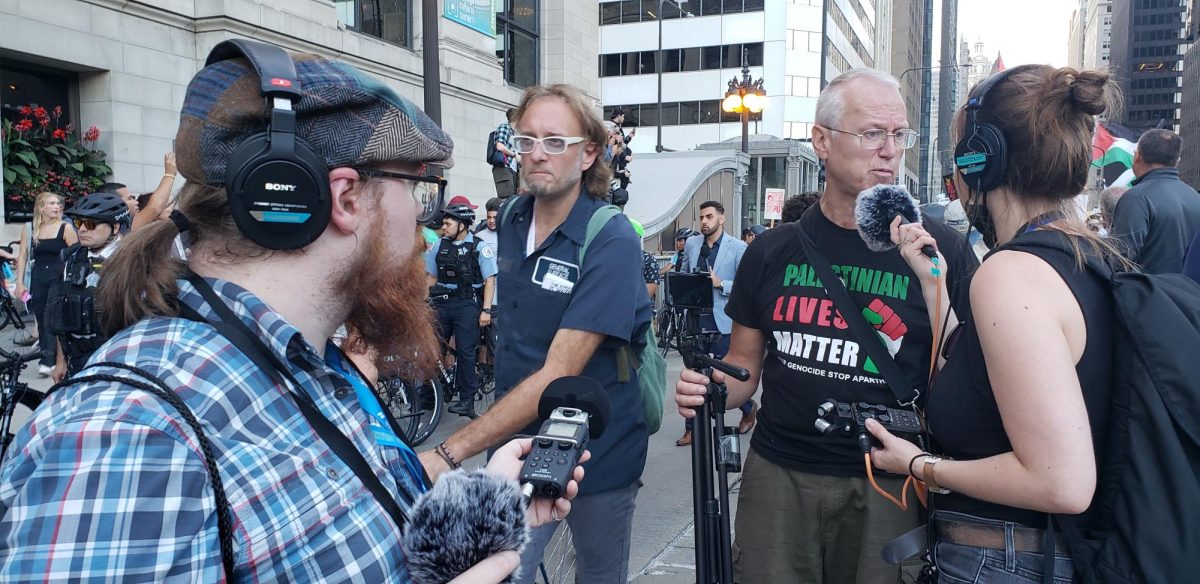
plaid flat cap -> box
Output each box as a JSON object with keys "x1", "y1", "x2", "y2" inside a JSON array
[{"x1": 177, "y1": 51, "x2": 453, "y2": 186}]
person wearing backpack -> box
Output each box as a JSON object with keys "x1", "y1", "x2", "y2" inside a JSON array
[
  {"x1": 489, "y1": 108, "x2": 519, "y2": 199},
  {"x1": 422, "y1": 83, "x2": 654, "y2": 584},
  {"x1": 865, "y1": 65, "x2": 1131, "y2": 583}
]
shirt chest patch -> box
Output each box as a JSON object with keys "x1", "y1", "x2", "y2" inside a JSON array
[{"x1": 532, "y1": 256, "x2": 579, "y2": 294}]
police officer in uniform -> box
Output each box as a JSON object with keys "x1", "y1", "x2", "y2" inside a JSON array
[
  {"x1": 46, "y1": 193, "x2": 132, "y2": 382},
  {"x1": 426, "y1": 201, "x2": 498, "y2": 418}
]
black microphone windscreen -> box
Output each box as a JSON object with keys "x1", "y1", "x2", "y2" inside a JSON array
[
  {"x1": 854, "y1": 184, "x2": 922, "y2": 252},
  {"x1": 403, "y1": 469, "x2": 528, "y2": 584},
  {"x1": 538, "y1": 376, "x2": 611, "y2": 439}
]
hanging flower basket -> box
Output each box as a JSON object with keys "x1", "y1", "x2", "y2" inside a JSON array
[{"x1": 2, "y1": 105, "x2": 112, "y2": 223}]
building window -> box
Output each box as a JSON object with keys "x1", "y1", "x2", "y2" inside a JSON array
[
  {"x1": 598, "y1": 0, "x2": 764, "y2": 24},
  {"x1": 335, "y1": 0, "x2": 411, "y2": 47},
  {"x1": 497, "y1": 0, "x2": 539, "y2": 87},
  {"x1": 598, "y1": 42, "x2": 765, "y2": 77}
]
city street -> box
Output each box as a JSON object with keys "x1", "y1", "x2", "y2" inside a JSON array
[{"x1": 5, "y1": 328, "x2": 757, "y2": 583}]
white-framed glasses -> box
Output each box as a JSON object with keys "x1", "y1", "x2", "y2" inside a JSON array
[
  {"x1": 823, "y1": 127, "x2": 920, "y2": 150},
  {"x1": 511, "y1": 135, "x2": 586, "y2": 155}
]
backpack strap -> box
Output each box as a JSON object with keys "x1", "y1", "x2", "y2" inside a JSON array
[
  {"x1": 579, "y1": 204, "x2": 623, "y2": 266},
  {"x1": 577, "y1": 204, "x2": 634, "y2": 382},
  {"x1": 179, "y1": 275, "x2": 416, "y2": 530},
  {"x1": 50, "y1": 362, "x2": 238, "y2": 580}
]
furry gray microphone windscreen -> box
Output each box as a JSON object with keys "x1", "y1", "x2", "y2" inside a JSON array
[
  {"x1": 854, "y1": 184, "x2": 937, "y2": 260},
  {"x1": 402, "y1": 469, "x2": 528, "y2": 584}
]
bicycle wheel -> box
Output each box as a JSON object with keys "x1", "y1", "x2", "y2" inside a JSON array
[
  {"x1": 408, "y1": 376, "x2": 443, "y2": 445},
  {"x1": 657, "y1": 310, "x2": 673, "y2": 358},
  {"x1": 475, "y1": 362, "x2": 496, "y2": 414},
  {"x1": 376, "y1": 376, "x2": 419, "y2": 440}
]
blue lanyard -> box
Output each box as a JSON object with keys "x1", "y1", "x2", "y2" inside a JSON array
[
  {"x1": 325, "y1": 345, "x2": 428, "y2": 493},
  {"x1": 1023, "y1": 212, "x2": 1062, "y2": 234}
]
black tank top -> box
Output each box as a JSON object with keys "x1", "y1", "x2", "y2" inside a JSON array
[
  {"x1": 31, "y1": 223, "x2": 69, "y2": 279},
  {"x1": 925, "y1": 229, "x2": 1116, "y2": 529}
]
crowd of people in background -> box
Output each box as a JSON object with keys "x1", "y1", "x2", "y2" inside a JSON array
[{"x1": 3, "y1": 36, "x2": 1200, "y2": 584}]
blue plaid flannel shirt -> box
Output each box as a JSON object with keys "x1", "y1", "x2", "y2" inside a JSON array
[
  {"x1": 0, "y1": 278, "x2": 425, "y2": 582},
  {"x1": 496, "y1": 122, "x2": 518, "y2": 172}
]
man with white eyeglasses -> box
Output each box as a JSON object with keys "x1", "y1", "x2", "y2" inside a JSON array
[
  {"x1": 674, "y1": 69, "x2": 979, "y2": 583},
  {"x1": 420, "y1": 84, "x2": 653, "y2": 584}
]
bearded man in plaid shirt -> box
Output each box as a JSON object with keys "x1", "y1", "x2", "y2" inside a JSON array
[{"x1": 0, "y1": 40, "x2": 579, "y2": 583}]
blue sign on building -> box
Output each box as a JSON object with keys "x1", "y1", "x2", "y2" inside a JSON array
[{"x1": 444, "y1": 0, "x2": 497, "y2": 36}]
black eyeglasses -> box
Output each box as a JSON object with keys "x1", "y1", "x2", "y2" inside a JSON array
[{"x1": 355, "y1": 168, "x2": 448, "y2": 224}]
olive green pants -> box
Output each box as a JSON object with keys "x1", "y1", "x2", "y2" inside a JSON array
[{"x1": 733, "y1": 449, "x2": 922, "y2": 584}]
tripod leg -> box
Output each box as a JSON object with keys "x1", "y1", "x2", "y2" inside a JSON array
[
  {"x1": 691, "y1": 395, "x2": 712, "y2": 584},
  {"x1": 715, "y1": 420, "x2": 735, "y2": 584}
]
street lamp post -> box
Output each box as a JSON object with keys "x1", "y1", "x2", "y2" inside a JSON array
[{"x1": 721, "y1": 48, "x2": 766, "y2": 154}]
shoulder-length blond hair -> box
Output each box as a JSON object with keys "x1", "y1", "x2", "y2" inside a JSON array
[{"x1": 31, "y1": 191, "x2": 62, "y2": 242}]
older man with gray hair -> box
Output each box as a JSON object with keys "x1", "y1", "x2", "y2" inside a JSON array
[{"x1": 675, "y1": 68, "x2": 977, "y2": 583}]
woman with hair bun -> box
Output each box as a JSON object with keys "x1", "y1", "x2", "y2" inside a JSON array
[{"x1": 866, "y1": 64, "x2": 1127, "y2": 582}]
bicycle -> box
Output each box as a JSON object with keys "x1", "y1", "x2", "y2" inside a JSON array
[
  {"x1": 0, "y1": 348, "x2": 46, "y2": 465},
  {"x1": 375, "y1": 355, "x2": 445, "y2": 447},
  {"x1": 655, "y1": 305, "x2": 685, "y2": 358}
]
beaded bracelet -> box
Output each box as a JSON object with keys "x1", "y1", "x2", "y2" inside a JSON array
[{"x1": 436, "y1": 441, "x2": 462, "y2": 469}]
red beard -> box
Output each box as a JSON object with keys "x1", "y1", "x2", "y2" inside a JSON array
[{"x1": 341, "y1": 223, "x2": 440, "y2": 380}]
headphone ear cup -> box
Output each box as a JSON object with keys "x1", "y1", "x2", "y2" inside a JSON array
[
  {"x1": 954, "y1": 122, "x2": 1008, "y2": 193},
  {"x1": 972, "y1": 123, "x2": 1008, "y2": 193},
  {"x1": 225, "y1": 132, "x2": 332, "y2": 250}
]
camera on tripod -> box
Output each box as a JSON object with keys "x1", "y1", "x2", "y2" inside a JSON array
[
  {"x1": 813, "y1": 400, "x2": 923, "y2": 448},
  {"x1": 519, "y1": 406, "x2": 591, "y2": 499}
]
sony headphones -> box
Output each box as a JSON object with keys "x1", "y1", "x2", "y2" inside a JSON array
[
  {"x1": 205, "y1": 39, "x2": 331, "y2": 250},
  {"x1": 954, "y1": 67, "x2": 1020, "y2": 193}
]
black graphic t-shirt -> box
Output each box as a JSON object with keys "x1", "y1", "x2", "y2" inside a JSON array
[{"x1": 726, "y1": 204, "x2": 977, "y2": 476}]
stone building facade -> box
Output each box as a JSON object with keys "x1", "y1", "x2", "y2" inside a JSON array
[{"x1": 0, "y1": 0, "x2": 599, "y2": 237}]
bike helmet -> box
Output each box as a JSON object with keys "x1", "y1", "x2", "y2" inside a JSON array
[
  {"x1": 442, "y1": 203, "x2": 476, "y2": 226},
  {"x1": 675, "y1": 227, "x2": 696, "y2": 241},
  {"x1": 66, "y1": 192, "x2": 132, "y2": 228}
]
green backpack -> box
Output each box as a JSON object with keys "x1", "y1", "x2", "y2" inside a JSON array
[
  {"x1": 579, "y1": 205, "x2": 668, "y2": 435},
  {"x1": 499, "y1": 200, "x2": 668, "y2": 434}
]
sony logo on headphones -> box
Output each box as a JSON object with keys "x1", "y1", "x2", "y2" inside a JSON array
[{"x1": 264, "y1": 183, "x2": 298, "y2": 192}]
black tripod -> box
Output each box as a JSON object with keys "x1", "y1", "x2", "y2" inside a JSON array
[{"x1": 679, "y1": 326, "x2": 750, "y2": 584}]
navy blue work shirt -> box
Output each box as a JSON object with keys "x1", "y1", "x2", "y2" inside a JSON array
[{"x1": 495, "y1": 193, "x2": 652, "y2": 495}]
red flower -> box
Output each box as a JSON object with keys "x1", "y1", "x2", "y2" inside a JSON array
[
  {"x1": 18, "y1": 106, "x2": 31, "y2": 116},
  {"x1": 52, "y1": 128, "x2": 67, "y2": 140},
  {"x1": 15, "y1": 119, "x2": 33, "y2": 132},
  {"x1": 38, "y1": 117, "x2": 49, "y2": 127},
  {"x1": 84, "y1": 125, "x2": 100, "y2": 142},
  {"x1": 52, "y1": 106, "x2": 62, "y2": 119},
  {"x1": 33, "y1": 106, "x2": 47, "y2": 119}
]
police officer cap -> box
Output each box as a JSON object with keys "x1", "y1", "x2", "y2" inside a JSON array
[
  {"x1": 66, "y1": 192, "x2": 132, "y2": 228},
  {"x1": 442, "y1": 203, "x2": 476, "y2": 226}
]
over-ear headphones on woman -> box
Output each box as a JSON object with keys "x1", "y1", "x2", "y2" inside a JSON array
[
  {"x1": 953, "y1": 67, "x2": 1020, "y2": 194},
  {"x1": 205, "y1": 39, "x2": 332, "y2": 250}
]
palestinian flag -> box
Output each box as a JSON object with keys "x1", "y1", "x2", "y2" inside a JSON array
[{"x1": 1092, "y1": 122, "x2": 1142, "y2": 187}]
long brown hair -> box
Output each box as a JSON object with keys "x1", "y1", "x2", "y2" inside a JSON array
[
  {"x1": 513, "y1": 84, "x2": 613, "y2": 199},
  {"x1": 96, "y1": 182, "x2": 273, "y2": 334},
  {"x1": 955, "y1": 65, "x2": 1133, "y2": 269}
]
